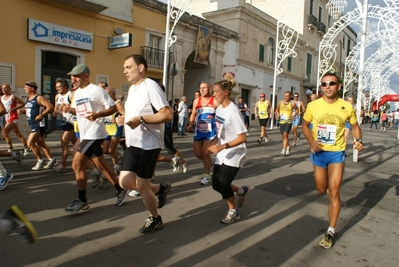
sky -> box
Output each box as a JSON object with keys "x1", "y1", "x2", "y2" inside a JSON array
[{"x1": 157, "y1": 0, "x2": 398, "y2": 95}]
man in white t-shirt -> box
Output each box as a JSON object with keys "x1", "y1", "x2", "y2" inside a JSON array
[
  {"x1": 177, "y1": 95, "x2": 188, "y2": 136},
  {"x1": 117, "y1": 54, "x2": 173, "y2": 234},
  {"x1": 65, "y1": 64, "x2": 128, "y2": 214}
]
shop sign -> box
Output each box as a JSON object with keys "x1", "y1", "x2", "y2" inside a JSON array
[
  {"x1": 28, "y1": 18, "x2": 93, "y2": 51},
  {"x1": 108, "y1": 33, "x2": 132, "y2": 49}
]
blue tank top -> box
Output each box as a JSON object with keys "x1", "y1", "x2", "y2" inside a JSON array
[
  {"x1": 25, "y1": 95, "x2": 45, "y2": 128},
  {"x1": 194, "y1": 96, "x2": 217, "y2": 141}
]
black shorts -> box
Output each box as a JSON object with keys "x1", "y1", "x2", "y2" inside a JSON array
[
  {"x1": 259, "y1": 118, "x2": 269, "y2": 127},
  {"x1": 279, "y1": 123, "x2": 292, "y2": 134},
  {"x1": 164, "y1": 127, "x2": 177, "y2": 155},
  {"x1": 61, "y1": 123, "x2": 74, "y2": 132},
  {"x1": 121, "y1": 147, "x2": 161, "y2": 178},
  {"x1": 77, "y1": 139, "x2": 104, "y2": 158}
]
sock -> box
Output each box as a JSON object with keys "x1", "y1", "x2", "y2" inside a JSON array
[
  {"x1": 114, "y1": 183, "x2": 123, "y2": 192},
  {"x1": 229, "y1": 209, "x2": 237, "y2": 213},
  {"x1": 327, "y1": 227, "x2": 335, "y2": 234},
  {"x1": 237, "y1": 186, "x2": 244, "y2": 195},
  {"x1": 38, "y1": 159, "x2": 45, "y2": 163},
  {"x1": 78, "y1": 190, "x2": 87, "y2": 203}
]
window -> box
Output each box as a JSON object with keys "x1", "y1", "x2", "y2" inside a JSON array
[
  {"x1": 306, "y1": 53, "x2": 312, "y2": 77},
  {"x1": 347, "y1": 39, "x2": 351, "y2": 56},
  {"x1": 121, "y1": 83, "x2": 130, "y2": 93},
  {"x1": 328, "y1": 15, "x2": 332, "y2": 27},
  {"x1": 343, "y1": 35, "x2": 346, "y2": 49},
  {"x1": 0, "y1": 62, "x2": 15, "y2": 92},
  {"x1": 318, "y1": 6, "x2": 322, "y2": 22},
  {"x1": 267, "y1": 38, "x2": 275, "y2": 65},
  {"x1": 309, "y1": 0, "x2": 314, "y2": 15},
  {"x1": 287, "y1": 56, "x2": 292, "y2": 72},
  {"x1": 96, "y1": 74, "x2": 109, "y2": 86},
  {"x1": 259, "y1": 44, "x2": 265, "y2": 62}
]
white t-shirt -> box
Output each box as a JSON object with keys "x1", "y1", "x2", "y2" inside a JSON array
[
  {"x1": 394, "y1": 111, "x2": 399, "y2": 120},
  {"x1": 71, "y1": 83, "x2": 115, "y2": 140},
  {"x1": 178, "y1": 101, "x2": 188, "y2": 118},
  {"x1": 214, "y1": 101, "x2": 247, "y2": 168},
  {"x1": 124, "y1": 78, "x2": 169, "y2": 150}
]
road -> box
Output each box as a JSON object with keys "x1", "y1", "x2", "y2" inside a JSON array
[{"x1": 0, "y1": 124, "x2": 398, "y2": 267}]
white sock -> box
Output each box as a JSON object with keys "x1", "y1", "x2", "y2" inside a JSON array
[
  {"x1": 90, "y1": 168, "x2": 100, "y2": 176},
  {"x1": 327, "y1": 227, "x2": 335, "y2": 234}
]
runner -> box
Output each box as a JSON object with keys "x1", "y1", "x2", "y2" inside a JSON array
[
  {"x1": 302, "y1": 72, "x2": 364, "y2": 249},
  {"x1": 187, "y1": 82, "x2": 219, "y2": 185},
  {"x1": 275, "y1": 91, "x2": 297, "y2": 156},
  {"x1": 254, "y1": 93, "x2": 271, "y2": 144},
  {"x1": 291, "y1": 93, "x2": 306, "y2": 147}
]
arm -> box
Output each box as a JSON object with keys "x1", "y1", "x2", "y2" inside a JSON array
[
  {"x1": 253, "y1": 102, "x2": 258, "y2": 117},
  {"x1": 300, "y1": 101, "x2": 306, "y2": 115},
  {"x1": 274, "y1": 101, "x2": 281, "y2": 119},
  {"x1": 11, "y1": 96, "x2": 25, "y2": 111},
  {"x1": 187, "y1": 98, "x2": 199, "y2": 129},
  {"x1": 116, "y1": 101, "x2": 125, "y2": 116},
  {"x1": 52, "y1": 94, "x2": 59, "y2": 117},
  {"x1": 302, "y1": 118, "x2": 321, "y2": 153},
  {"x1": 36, "y1": 96, "x2": 54, "y2": 121},
  {"x1": 351, "y1": 122, "x2": 364, "y2": 151},
  {"x1": 125, "y1": 106, "x2": 173, "y2": 130},
  {"x1": 86, "y1": 105, "x2": 117, "y2": 122},
  {"x1": 208, "y1": 133, "x2": 247, "y2": 154}
]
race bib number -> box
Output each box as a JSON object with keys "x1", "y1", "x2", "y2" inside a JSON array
[
  {"x1": 215, "y1": 115, "x2": 225, "y2": 139},
  {"x1": 197, "y1": 120, "x2": 211, "y2": 133},
  {"x1": 317, "y1": 124, "x2": 337, "y2": 144},
  {"x1": 280, "y1": 114, "x2": 287, "y2": 122},
  {"x1": 76, "y1": 98, "x2": 92, "y2": 118}
]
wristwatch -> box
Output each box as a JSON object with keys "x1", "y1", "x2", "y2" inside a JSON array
[
  {"x1": 355, "y1": 138, "x2": 363, "y2": 144},
  {"x1": 140, "y1": 116, "x2": 146, "y2": 125}
]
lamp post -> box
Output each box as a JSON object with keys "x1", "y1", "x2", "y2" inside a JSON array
[{"x1": 162, "y1": 0, "x2": 194, "y2": 100}]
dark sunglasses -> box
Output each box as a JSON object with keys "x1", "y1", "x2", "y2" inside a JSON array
[{"x1": 320, "y1": 81, "x2": 339, "y2": 87}]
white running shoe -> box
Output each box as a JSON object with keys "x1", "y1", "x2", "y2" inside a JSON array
[
  {"x1": 170, "y1": 156, "x2": 180, "y2": 172},
  {"x1": 285, "y1": 146, "x2": 291, "y2": 156},
  {"x1": 200, "y1": 174, "x2": 211, "y2": 185},
  {"x1": 53, "y1": 164, "x2": 66, "y2": 172},
  {"x1": 128, "y1": 190, "x2": 141, "y2": 197},
  {"x1": 23, "y1": 147, "x2": 31, "y2": 156},
  {"x1": 181, "y1": 162, "x2": 188, "y2": 173},
  {"x1": 11, "y1": 151, "x2": 24, "y2": 166},
  {"x1": 44, "y1": 159, "x2": 58, "y2": 169},
  {"x1": 280, "y1": 149, "x2": 285, "y2": 155},
  {"x1": 32, "y1": 160, "x2": 45, "y2": 171}
]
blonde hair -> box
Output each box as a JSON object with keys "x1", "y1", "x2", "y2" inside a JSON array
[{"x1": 214, "y1": 72, "x2": 236, "y2": 93}]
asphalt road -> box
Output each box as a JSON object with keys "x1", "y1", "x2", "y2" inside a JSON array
[{"x1": 0, "y1": 124, "x2": 398, "y2": 267}]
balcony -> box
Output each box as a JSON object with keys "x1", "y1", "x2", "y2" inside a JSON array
[
  {"x1": 47, "y1": 0, "x2": 108, "y2": 13},
  {"x1": 141, "y1": 46, "x2": 172, "y2": 69},
  {"x1": 307, "y1": 14, "x2": 318, "y2": 30},
  {"x1": 317, "y1": 22, "x2": 326, "y2": 35}
]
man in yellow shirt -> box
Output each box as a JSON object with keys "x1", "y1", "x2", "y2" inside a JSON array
[
  {"x1": 254, "y1": 93, "x2": 271, "y2": 144},
  {"x1": 302, "y1": 72, "x2": 364, "y2": 249},
  {"x1": 275, "y1": 91, "x2": 297, "y2": 155}
]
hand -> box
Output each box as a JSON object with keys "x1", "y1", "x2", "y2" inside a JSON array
[
  {"x1": 35, "y1": 114, "x2": 44, "y2": 121},
  {"x1": 125, "y1": 116, "x2": 140, "y2": 129},
  {"x1": 115, "y1": 115, "x2": 125, "y2": 126},
  {"x1": 352, "y1": 140, "x2": 364, "y2": 152},
  {"x1": 85, "y1": 112, "x2": 98, "y2": 122},
  {"x1": 309, "y1": 140, "x2": 321, "y2": 153},
  {"x1": 208, "y1": 144, "x2": 224, "y2": 154}
]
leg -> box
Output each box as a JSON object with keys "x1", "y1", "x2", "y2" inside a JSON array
[
  {"x1": 12, "y1": 125, "x2": 28, "y2": 147},
  {"x1": 60, "y1": 130, "x2": 76, "y2": 164},
  {"x1": 27, "y1": 132, "x2": 42, "y2": 160},
  {"x1": 2, "y1": 123, "x2": 16, "y2": 149},
  {"x1": 202, "y1": 138, "x2": 217, "y2": 174},
  {"x1": 327, "y1": 163, "x2": 345, "y2": 229}
]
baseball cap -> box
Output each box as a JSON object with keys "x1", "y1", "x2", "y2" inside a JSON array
[
  {"x1": 260, "y1": 93, "x2": 265, "y2": 97},
  {"x1": 67, "y1": 64, "x2": 90, "y2": 75},
  {"x1": 25, "y1": 81, "x2": 38, "y2": 90}
]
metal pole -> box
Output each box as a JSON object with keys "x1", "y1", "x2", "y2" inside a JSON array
[
  {"x1": 162, "y1": 0, "x2": 171, "y2": 96},
  {"x1": 270, "y1": 21, "x2": 281, "y2": 130},
  {"x1": 353, "y1": 0, "x2": 368, "y2": 162}
]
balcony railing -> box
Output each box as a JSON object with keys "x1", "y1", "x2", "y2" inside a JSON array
[
  {"x1": 307, "y1": 14, "x2": 318, "y2": 28},
  {"x1": 141, "y1": 46, "x2": 173, "y2": 69},
  {"x1": 317, "y1": 22, "x2": 326, "y2": 34}
]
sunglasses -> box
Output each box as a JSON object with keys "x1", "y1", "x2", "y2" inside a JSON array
[{"x1": 320, "y1": 81, "x2": 339, "y2": 87}]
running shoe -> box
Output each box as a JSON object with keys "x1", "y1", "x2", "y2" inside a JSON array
[
  {"x1": 200, "y1": 174, "x2": 211, "y2": 185},
  {"x1": 115, "y1": 190, "x2": 128, "y2": 206},
  {"x1": 91, "y1": 171, "x2": 101, "y2": 188},
  {"x1": 139, "y1": 216, "x2": 164, "y2": 234},
  {"x1": 181, "y1": 162, "x2": 188, "y2": 173},
  {"x1": 257, "y1": 138, "x2": 261, "y2": 144},
  {"x1": 170, "y1": 156, "x2": 180, "y2": 172},
  {"x1": 280, "y1": 149, "x2": 285, "y2": 155},
  {"x1": 297, "y1": 133, "x2": 301, "y2": 141},
  {"x1": 237, "y1": 186, "x2": 249, "y2": 208},
  {"x1": 264, "y1": 135, "x2": 269, "y2": 142},
  {"x1": 53, "y1": 164, "x2": 66, "y2": 172},
  {"x1": 292, "y1": 141, "x2": 296, "y2": 147},
  {"x1": 128, "y1": 190, "x2": 140, "y2": 197},
  {"x1": 319, "y1": 231, "x2": 334, "y2": 249},
  {"x1": 65, "y1": 199, "x2": 89, "y2": 214},
  {"x1": 114, "y1": 166, "x2": 120, "y2": 176},
  {"x1": 32, "y1": 160, "x2": 45, "y2": 171},
  {"x1": 23, "y1": 147, "x2": 31, "y2": 156},
  {"x1": 285, "y1": 146, "x2": 291, "y2": 156},
  {"x1": 5, "y1": 205, "x2": 38, "y2": 244},
  {"x1": 7, "y1": 148, "x2": 13, "y2": 152},
  {"x1": 0, "y1": 173, "x2": 13, "y2": 191},
  {"x1": 43, "y1": 159, "x2": 58, "y2": 169},
  {"x1": 157, "y1": 183, "x2": 171, "y2": 208},
  {"x1": 99, "y1": 174, "x2": 109, "y2": 190},
  {"x1": 221, "y1": 209, "x2": 240, "y2": 224},
  {"x1": 11, "y1": 150, "x2": 24, "y2": 166}
]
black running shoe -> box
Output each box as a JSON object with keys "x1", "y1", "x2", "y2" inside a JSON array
[
  {"x1": 157, "y1": 183, "x2": 171, "y2": 209},
  {"x1": 139, "y1": 216, "x2": 163, "y2": 234}
]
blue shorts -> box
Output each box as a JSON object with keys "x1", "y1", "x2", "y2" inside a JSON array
[
  {"x1": 292, "y1": 116, "x2": 301, "y2": 127},
  {"x1": 345, "y1": 122, "x2": 352, "y2": 130},
  {"x1": 311, "y1": 151, "x2": 346, "y2": 169}
]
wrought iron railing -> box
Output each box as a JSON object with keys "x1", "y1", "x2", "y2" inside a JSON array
[{"x1": 140, "y1": 46, "x2": 173, "y2": 69}]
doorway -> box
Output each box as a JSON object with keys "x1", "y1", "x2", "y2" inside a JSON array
[
  {"x1": 41, "y1": 51, "x2": 76, "y2": 129},
  {"x1": 241, "y1": 89, "x2": 250, "y2": 126}
]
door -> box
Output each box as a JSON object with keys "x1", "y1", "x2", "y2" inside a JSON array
[
  {"x1": 241, "y1": 89, "x2": 250, "y2": 126},
  {"x1": 42, "y1": 51, "x2": 76, "y2": 129}
]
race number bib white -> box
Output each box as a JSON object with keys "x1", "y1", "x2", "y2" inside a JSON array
[
  {"x1": 76, "y1": 98, "x2": 92, "y2": 118},
  {"x1": 317, "y1": 124, "x2": 337, "y2": 144},
  {"x1": 280, "y1": 113, "x2": 287, "y2": 122}
]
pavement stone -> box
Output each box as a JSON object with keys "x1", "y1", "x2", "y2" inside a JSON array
[{"x1": 0, "y1": 124, "x2": 398, "y2": 267}]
